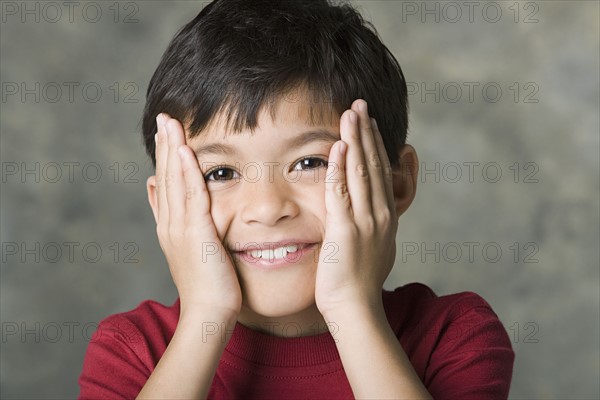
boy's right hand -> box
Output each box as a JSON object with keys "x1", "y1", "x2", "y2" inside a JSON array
[{"x1": 154, "y1": 113, "x2": 242, "y2": 320}]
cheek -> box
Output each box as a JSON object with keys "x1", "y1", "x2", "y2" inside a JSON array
[
  {"x1": 314, "y1": 183, "x2": 327, "y2": 221},
  {"x1": 208, "y1": 195, "x2": 233, "y2": 240},
  {"x1": 294, "y1": 179, "x2": 328, "y2": 226}
]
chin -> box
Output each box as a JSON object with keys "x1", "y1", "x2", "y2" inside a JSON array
[
  {"x1": 236, "y1": 260, "x2": 319, "y2": 318},
  {"x1": 242, "y1": 284, "x2": 316, "y2": 319}
]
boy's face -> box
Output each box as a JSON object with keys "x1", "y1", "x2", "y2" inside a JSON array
[
  {"x1": 185, "y1": 96, "x2": 340, "y2": 319},
  {"x1": 147, "y1": 91, "x2": 418, "y2": 327}
]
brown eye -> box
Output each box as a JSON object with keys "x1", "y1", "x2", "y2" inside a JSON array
[
  {"x1": 292, "y1": 157, "x2": 328, "y2": 171},
  {"x1": 204, "y1": 167, "x2": 238, "y2": 182}
]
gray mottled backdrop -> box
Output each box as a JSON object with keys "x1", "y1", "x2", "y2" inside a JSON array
[{"x1": 1, "y1": 1, "x2": 598, "y2": 398}]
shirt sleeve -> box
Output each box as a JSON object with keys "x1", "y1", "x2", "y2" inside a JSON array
[
  {"x1": 425, "y1": 294, "x2": 515, "y2": 400},
  {"x1": 78, "y1": 315, "x2": 151, "y2": 400}
]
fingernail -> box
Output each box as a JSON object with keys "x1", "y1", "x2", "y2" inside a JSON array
[
  {"x1": 359, "y1": 100, "x2": 367, "y2": 113},
  {"x1": 349, "y1": 111, "x2": 357, "y2": 124},
  {"x1": 338, "y1": 141, "x2": 346, "y2": 155},
  {"x1": 156, "y1": 114, "x2": 163, "y2": 127},
  {"x1": 371, "y1": 118, "x2": 378, "y2": 129}
]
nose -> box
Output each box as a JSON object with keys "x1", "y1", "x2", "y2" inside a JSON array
[{"x1": 240, "y1": 168, "x2": 300, "y2": 226}]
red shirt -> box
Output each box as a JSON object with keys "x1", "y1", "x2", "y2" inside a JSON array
[{"x1": 78, "y1": 283, "x2": 514, "y2": 399}]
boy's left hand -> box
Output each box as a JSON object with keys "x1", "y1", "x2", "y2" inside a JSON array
[{"x1": 315, "y1": 99, "x2": 398, "y2": 319}]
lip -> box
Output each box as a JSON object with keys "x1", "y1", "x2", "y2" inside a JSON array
[
  {"x1": 229, "y1": 240, "x2": 317, "y2": 253},
  {"x1": 231, "y1": 242, "x2": 319, "y2": 270}
]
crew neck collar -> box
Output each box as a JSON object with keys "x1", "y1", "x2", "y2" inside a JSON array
[
  {"x1": 170, "y1": 289, "x2": 395, "y2": 368},
  {"x1": 224, "y1": 320, "x2": 341, "y2": 367}
]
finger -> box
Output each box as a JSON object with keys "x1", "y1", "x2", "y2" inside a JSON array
[
  {"x1": 155, "y1": 113, "x2": 170, "y2": 224},
  {"x1": 165, "y1": 116, "x2": 187, "y2": 227},
  {"x1": 177, "y1": 144, "x2": 216, "y2": 233},
  {"x1": 351, "y1": 99, "x2": 388, "y2": 220},
  {"x1": 325, "y1": 140, "x2": 352, "y2": 222},
  {"x1": 370, "y1": 118, "x2": 396, "y2": 218},
  {"x1": 340, "y1": 108, "x2": 372, "y2": 218}
]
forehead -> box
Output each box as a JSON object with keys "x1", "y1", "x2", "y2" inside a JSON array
[
  {"x1": 187, "y1": 88, "x2": 341, "y2": 143},
  {"x1": 271, "y1": 91, "x2": 341, "y2": 128}
]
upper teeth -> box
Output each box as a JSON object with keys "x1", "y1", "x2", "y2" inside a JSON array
[{"x1": 249, "y1": 245, "x2": 299, "y2": 259}]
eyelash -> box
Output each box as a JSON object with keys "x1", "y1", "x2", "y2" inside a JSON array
[{"x1": 204, "y1": 157, "x2": 329, "y2": 182}]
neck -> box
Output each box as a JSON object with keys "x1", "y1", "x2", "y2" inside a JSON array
[{"x1": 237, "y1": 303, "x2": 330, "y2": 338}]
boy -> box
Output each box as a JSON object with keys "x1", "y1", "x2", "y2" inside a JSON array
[{"x1": 78, "y1": 0, "x2": 515, "y2": 398}]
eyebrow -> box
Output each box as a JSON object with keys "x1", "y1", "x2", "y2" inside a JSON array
[{"x1": 192, "y1": 129, "x2": 339, "y2": 157}]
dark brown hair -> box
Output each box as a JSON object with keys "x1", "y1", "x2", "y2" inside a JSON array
[{"x1": 141, "y1": 0, "x2": 409, "y2": 168}]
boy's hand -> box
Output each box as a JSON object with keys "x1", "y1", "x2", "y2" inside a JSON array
[
  {"x1": 154, "y1": 114, "x2": 242, "y2": 319},
  {"x1": 315, "y1": 99, "x2": 398, "y2": 319}
]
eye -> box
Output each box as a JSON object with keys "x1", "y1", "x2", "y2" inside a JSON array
[
  {"x1": 204, "y1": 167, "x2": 239, "y2": 182},
  {"x1": 292, "y1": 157, "x2": 328, "y2": 171}
]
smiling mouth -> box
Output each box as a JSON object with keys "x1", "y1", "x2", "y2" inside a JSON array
[
  {"x1": 232, "y1": 243, "x2": 316, "y2": 261},
  {"x1": 234, "y1": 243, "x2": 317, "y2": 260}
]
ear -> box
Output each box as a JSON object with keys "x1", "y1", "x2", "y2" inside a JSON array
[
  {"x1": 391, "y1": 144, "x2": 419, "y2": 218},
  {"x1": 146, "y1": 175, "x2": 159, "y2": 225}
]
